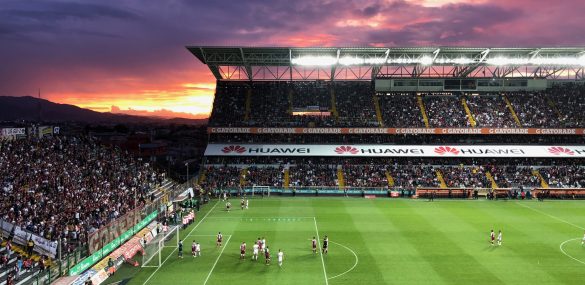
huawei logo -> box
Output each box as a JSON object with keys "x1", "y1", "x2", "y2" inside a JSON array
[
  {"x1": 434, "y1": 146, "x2": 460, "y2": 155},
  {"x1": 221, "y1": 145, "x2": 247, "y2": 154},
  {"x1": 335, "y1": 146, "x2": 359, "y2": 154},
  {"x1": 548, "y1": 146, "x2": 574, "y2": 156}
]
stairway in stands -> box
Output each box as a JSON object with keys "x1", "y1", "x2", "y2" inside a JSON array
[
  {"x1": 373, "y1": 95, "x2": 384, "y2": 127},
  {"x1": 461, "y1": 97, "x2": 477, "y2": 127},
  {"x1": 435, "y1": 169, "x2": 447, "y2": 189},
  {"x1": 284, "y1": 168, "x2": 290, "y2": 190},
  {"x1": 416, "y1": 94, "x2": 430, "y2": 128},
  {"x1": 546, "y1": 96, "x2": 563, "y2": 119},
  {"x1": 0, "y1": 242, "x2": 47, "y2": 285},
  {"x1": 502, "y1": 95, "x2": 523, "y2": 127},
  {"x1": 385, "y1": 171, "x2": 395, "y2": 187},
  {"x1": 485, "y1": 171, "x2": 499, "y2": 189},
  {"x1": 532, "y1": 169, "x2": 549, "y2": 188},
  {"x1": 337, "y1": 166, "x2": 345, "y2": 190},
  {"x1": 330, "y1": 86, "x2": 339, "y2": 122},
  {"x1": 240, "y1": 167, "x2": 249, "y2": 188},
  {"x1": 244, "y1": 89, "x2": 252, "y2": 121}
]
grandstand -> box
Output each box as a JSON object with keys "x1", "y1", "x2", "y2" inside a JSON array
[{"x1": 188, "y1": 46, "x2": 585, "y2": 196}]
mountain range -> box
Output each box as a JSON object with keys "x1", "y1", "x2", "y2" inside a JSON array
[{"x1": 0, "y1": 96, "x2": 208, "y2": 125}]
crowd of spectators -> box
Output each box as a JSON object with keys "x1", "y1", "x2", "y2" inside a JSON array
[
  {"x1": 208, "y1": 81, "x2": 585, "y2": 129},
  {"x1": 335, "y1": 82, "x2": 379, "y2": 127},
  {"x1": 423, "y1": 94, "x2": 469, "y2": 127},
  {"x1": 507, "y1": 92, "x2": 559, "y2": 127},
  {"x1": 200, "y1": 157, "x2": 585, "y2": 190},
  {"x1": 343, "y1": 165, "x2": 387, "y2": 187},
  {"x1": 440, "y1": 165, "x2": 490, "y2": 188},
  {"x1": 539, "y1": 166, "x2": 585, "y2": 188},
  {"x1": 0, "y1": 136, "x2": 164, "y2": 246},
  {"x1": 377, "y1": 93, "x2": 425, "y2": 127},
  {"x1": 548, "y1": 83, "x2": 585, "y2": 127},
  {"x1": 466, "y1": 95, "x2": 516, "y2": 127}
]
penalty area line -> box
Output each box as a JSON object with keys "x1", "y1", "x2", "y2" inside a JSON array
[
  {"x1": 142, "y1": 200, "x2": 220, "y2": 285},
  {"x1": 203, "y1": 235, "x2": 232, "y2": 285}
]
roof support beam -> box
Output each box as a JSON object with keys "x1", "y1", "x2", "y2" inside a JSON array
[{"x1": 240, "y1": 48, "x2": 253, "y2": 81}]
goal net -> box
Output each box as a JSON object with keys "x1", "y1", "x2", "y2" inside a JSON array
[
  {"x1": 142, "y1": 225, "x2": 180, "y2": 268},
  {"x1": 252, "y1": 185, "x2": 270, "y2": 197}
]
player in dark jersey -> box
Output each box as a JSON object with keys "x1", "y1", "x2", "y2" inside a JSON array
[
  {"x1": 192, "y1": 240, "x2": 197, "y2": 257},
  {"x1": 240, "y1": 242, "x2": 246, "y2": 260},
  {"x1": 178, "y1": 240, "x2": 183, "y2": 258},
  {"x1": 264, "y1": 246, "x2": 271, "y2": 265},
  {"x1": 322, "y1": 236, "x2": 328, "y2": 254}
]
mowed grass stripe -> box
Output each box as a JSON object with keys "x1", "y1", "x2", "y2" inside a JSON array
[
  {"x1": 435, "y1": 200, "x2": 564, "y2": 284},
  {"x1": 124, "y1": 198, "x2": 585, "y2": 285}
]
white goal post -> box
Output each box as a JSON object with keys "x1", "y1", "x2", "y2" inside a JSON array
[
  {"x1": 142, "y1": 225, "x2": 180, "y2": 268},
  {"x1": 252, "y1": 185, "x2": 270, "y2": 197}
]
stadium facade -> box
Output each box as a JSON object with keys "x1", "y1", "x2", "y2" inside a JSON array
[{"x1": 188, "y1": 46, "x2": 585, "y2": 198}]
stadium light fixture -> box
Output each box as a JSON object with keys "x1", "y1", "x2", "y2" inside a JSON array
[
  {"x1": 291, "y1": 56, "x2": 337, "y2": 66},
  {"x1": 339, "y1": 56, "x2": 364, "y2": 66},
  {"x1": 419, "y1": 55, "x2": 434, "y2": 66}
]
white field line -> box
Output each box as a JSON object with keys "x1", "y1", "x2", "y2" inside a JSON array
[
  {"x1": 313, "y1": 217, "x2": 329, "y2": 285},
  {"x1": 206, "y1": 217, "x2": 315, "y2": 219},
  {"x1": 203, "y1": 235, "x2": 232, "y2": 285},
  {"x1": 327, "y1": 241, "x2": 358, "y2": 280},
  {"x1": 142, "y1": 200, "x2": 220, "y2": 285},
  {"x1": 516, "y1": 202, "x2": 585, "y2": 230},
  {"x1": 559, "y1": 238, "x2": 585, "y2": 266}
]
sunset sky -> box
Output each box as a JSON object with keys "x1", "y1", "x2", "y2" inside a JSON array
[{"x1": 1, "y1": 0, "x2": 584, "y2": 119}]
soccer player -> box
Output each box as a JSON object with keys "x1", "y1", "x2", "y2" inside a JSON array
[
  {"x1": 582, "y1": 230, "x2": 585, "y2": 246},
  {"x1": 245, "y1": 198, "x2": 249, "y2": 209},
  {"x1": 497, "y1": 230, "x2": 503, "y2": 246},
  {"x1": 262, "y1": 237, "x2": 267, "y2": 253},
  {"x1": 195, "y1": 242, "x2": 201, "y2": 257},
  {"x1": 217, "y1": 232, "x2": 223, "y2": 247},
  {"x1": 241, "y1": 198, "x2": 245, "y2": 210},
  {"x1": 192, "y1": 240, "x2": 197, "y2": 257},
  {"x1": 322, "y1": 236, "x2": 329, "y2": 254},
  {"x1": 253, "y1": 241, "x2": 259, "y2": 260},
  {"x1": 312, "y1": 237, "x2": 317, "y2": 254},
  {"x1": 258, "y1": 237, "x2": 264, "y2": 253},
  {"x1": 240, "y1": 242, "x2": 246, "y2": 260},
  {"x1": 226, "y1": 201, "x2": 231, "y2": 212},
  {"x1": 178, "y1": 240, "x2": 183, "y2": 258},
  {"x1": 490, "y1": 230, "x2": 495, "y2": 246},
  {"x1": 265, "y1": 246, "x2": 271, "y2": 265},
  {"x1": 277, "y1": 249, "x2": 284, "y2": 267}
]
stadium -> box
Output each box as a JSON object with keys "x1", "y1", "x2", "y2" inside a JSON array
[{"x1": 3, "y1": 45, "x2": 585, "y2": 285}]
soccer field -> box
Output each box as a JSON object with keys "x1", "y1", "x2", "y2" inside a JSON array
[{"x1": 124, "y1": 198, "x2": 585, "y2": 285}]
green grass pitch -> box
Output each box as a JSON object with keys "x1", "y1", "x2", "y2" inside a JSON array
[{"x1": 121, "y1": 198, "x2": 585, "y2": 285}]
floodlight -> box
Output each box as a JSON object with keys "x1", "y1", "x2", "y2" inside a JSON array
[
  {"x1": 339, "y1": 56, "x2": 364, "y2": 66},
  {"x1": 419, "y1": 55, "x2": 434, "y2": 65},
  {"x1": 291, "y1": 56, "x2": 337, "y2": 66}
]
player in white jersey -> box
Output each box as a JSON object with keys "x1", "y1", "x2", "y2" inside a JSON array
[
  {"x1": 245, "y1": 198, "x2": 249, "y2": 209},
  {"x1": 311, "y1": 237, "x2": 317, "y2": 254},
  {"x1": 217, "y1": 232, "x2": 223, "y2": 247},
  {"x1": 195, "y1": 242, "x2": 201, "y2": 256},
  {"x1": 582, "y1": 230, "x2": 585, "y2": 245},
  {"x1": 497, "y1": 230, "x2": 502, "y2": 246},
  {"x1": 277, "y1": 249, "x2": 284, "y2": 267},
  {"x1": 253, "y1": 242, "x2": 259, "y2": 260},
  {"x1": 261, "y1": 237, "x2": 266, "y2": 253}
]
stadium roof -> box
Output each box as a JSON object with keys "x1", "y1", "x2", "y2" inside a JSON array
[{"x1": 187, "y1": 46, "x2": 585, "y2": 81}]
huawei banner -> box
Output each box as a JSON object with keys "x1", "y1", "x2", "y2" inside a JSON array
[
  {"x1": 208, "y1": 127, "x2": 585, "y2": 135},
  {"x1": 205, "y1": 144, "x2": 585, "y2": 158}
]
